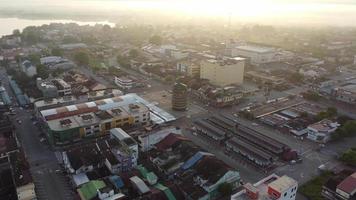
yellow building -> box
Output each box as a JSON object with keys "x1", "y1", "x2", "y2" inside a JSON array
[{"x1": 200, "y1": 57, "x2": 245, "y2": 87}]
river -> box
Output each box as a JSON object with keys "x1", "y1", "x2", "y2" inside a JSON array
[{"x1": 0, "y1": 18, "x2": 115, "y2": 37}]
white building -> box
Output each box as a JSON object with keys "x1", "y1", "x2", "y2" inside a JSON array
[
  {"x1": 137, "y1": 126, "x2": 182, "y2": 152},
  {"x1": 110, "y1": 128, "x2": 139, "y2": 167},
  {"x1": 176, "y1": 61, "x2": 200, "y2": 77},
  {"x1": 114, "y1": 76, "x2": 135, "y2": 90},
  {"x1": 52, "y1": 79, "x2": 71, "y2": 96},
  {"x1": 21, "y1": 60, "x2": 37, "y2": 77},
  {"x1": 307, "y1": 119, "x2": 340, "y2": 143},
  {"x1": 230, "y1": 45, "x2": 293, "y2": 66},
  {"x1": 231, "y1": 174, "x2": 298, "y2": 200},
  {"x1": 200, "y1": 57, "x2": 245, "y2": 86}
]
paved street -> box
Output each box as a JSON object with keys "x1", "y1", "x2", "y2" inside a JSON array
[{"x1": 0, "y1": 68, "x2": 74, "y2": 200}]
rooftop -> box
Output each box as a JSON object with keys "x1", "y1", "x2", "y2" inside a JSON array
[
  {"x1": 337, "y1": 172, "x2": 356, "y2": 195},
  {"x1": 235, "y1": 45, "x2": 276, "y2": 53},
  {"x1": 308, "y1": 119, "x2": 340, "y2": 133},
  {"x1": 231, "y1": 174, "x2": 297, "y2": 200}
]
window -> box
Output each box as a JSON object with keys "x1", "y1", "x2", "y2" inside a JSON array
[{"x1": 105, "y1": 122, "x2": 111, "y2": 130}]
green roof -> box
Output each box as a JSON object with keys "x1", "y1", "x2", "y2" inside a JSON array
[
  {"x1": 78, "y1": 180, "x2": 106, "y2": 200},
  {"x1": 146, "y1": 172, "x2": 158, "y2": 185},
  {"x1": 155, "y1": 183, "x2": 176, "y2": 200},
  {"x1": 137, "y1": 165, "x2": 158, "y2": 185},
  {"x1": 137, "y1": 165, "x2": 149, "y2": 178}
]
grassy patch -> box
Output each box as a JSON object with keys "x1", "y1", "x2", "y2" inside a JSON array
[{"x1": 298, "y1": 171, "x2": 333, "y2": 200}]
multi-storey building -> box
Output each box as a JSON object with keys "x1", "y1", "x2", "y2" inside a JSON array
[
  {"x1": 40, "y1": 95, "x2": 150, "y2": 146},
  {"x1": 52, "y1": 78, "x2": 72, "y2": 96},
  {"x1": 231, "y1": 174, "x2": 298, "y2": 200},
  {"x1": 200, "y1": 57, "x2": 245, "y2": 87},
  {"x1": 114, "y1": 76, "x2": 135, "y2": 90},
  {"x1": 307, "y1": 119, "x2": 340, "y2": 143}
]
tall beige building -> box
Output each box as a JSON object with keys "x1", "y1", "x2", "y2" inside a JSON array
[{"x1": 200, "y1": 57, "x2": 245, "y2": 86}]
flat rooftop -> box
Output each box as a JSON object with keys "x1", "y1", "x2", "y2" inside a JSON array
[{"x1": 235, "y1": 45, "x2": 276, "y2": 53}]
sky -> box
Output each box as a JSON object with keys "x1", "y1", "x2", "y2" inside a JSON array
[{"x1": 1, "y1": 0, "x2": 356, "y2": 26}]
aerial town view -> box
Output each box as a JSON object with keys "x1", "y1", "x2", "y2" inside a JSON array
[{"x1": 0, "y1": 0, "x2": 356, "y2": 200}]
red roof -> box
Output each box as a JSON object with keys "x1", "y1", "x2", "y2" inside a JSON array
[
  {"x1": 337, "y1": 172, "x2": 356, "y2": 194},
  {"x1": 155, "y1": 133, "x2": 189, "y2": 151}
]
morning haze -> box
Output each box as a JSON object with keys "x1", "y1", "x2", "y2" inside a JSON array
[{"x1": 0, "y1": 1, "x2": 356, "y2": 200}]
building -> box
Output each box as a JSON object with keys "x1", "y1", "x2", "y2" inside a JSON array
[
  {"x1": 20, "y1": 60, "x2": 37, "y2": 77},
  {"x1": 52, "y1": 79, "x2": 71, "y2": 96},
  {"x1": 229, "y1": 45, "x2": 292, "y2": 66},
  {"x1": 178, "y1": 155, "x2": 240, "y2": 200},
  {"x1": 39, "y1": 93, "x2": 175, "y2": 146},
  {"x1": 137, "y1": 126, "x2": 182, "y2": 152},
  {"x1": 245, "y1": 71, "x2": 285, "y2": 87},
  {"x1": 176, "y1": 61, "x2": 200, "y2": 77},
  {"x1": 172, "y1": 82, "x2": 188, "y2": 111},
  {"x1": 307, "y1": 119, "x2": 340, "y2": 143},
  {"x1": 40, "y1": 96, "x2": 150, "y2": 145},
  {"x1": 114, "y1": 76, "x2": 135, "y2": 90},
  {"x1": 110, "y1": 128, "x2": 139, "y2": 169},
  {"x1": 322, "y1": 171, "x2": 356, "y2": 200},
  {"x1": 0, "y1": 86, "x2": 11, "y2": 105},
  {"x1": 63, "y1": 128, "x2": 138, "y2": 174},
  {"x1": 36, "y1": 78, "x2": 58, "y2": 98},
  {"x1": 200, "y1": 57, "x2": 245, "y2": 87},
  {"x1": 231, "y1": 174, "x2": 298, "y2": 200},
  {"x1": 332, "y1": 84, "x2": 356, "y2": 105},
  {"x1": 40, "y1": 56, "x2": 75, "y2": 70}
]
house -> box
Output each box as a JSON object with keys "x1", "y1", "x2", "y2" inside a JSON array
[
  {"x1": 336, "y1": 172, "x2": 356, "y2": 200},
  {"x1": 62, "y1": 143, "x2": 103, "y2": 174},
  {"x1": 178, "y1": 156, "x2": 240, "y2": 200},
  {"x1": 137, "y1": 126, "x2": 182, "y2": 152},
  {"x1": 307, "y1": 119, "x2": 340, "y2": 143},
  {"x1": 21, "y1": 60, "x2": 37, "y2": 77},
  {"x1": 130, "y1": 176, "x2": 150, "y2": 195},
  {"x1": 231, "y1": 174, "x2": 298, "y2": 200},
  {"x1": 322, "y1": 171, "x2": 356, "y2": 200}
]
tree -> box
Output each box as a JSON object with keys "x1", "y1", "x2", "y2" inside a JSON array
[
  {"x1": 74, "y1": 51, "x2": 90, "y2": 66},
  {"x1": 164, "y1": 75, "x2": 174, "y2": 82},
  {"x1": 36, "y1": 64, "x2": 49, "y2": 79},
  {"x1": 28, "y1": 54, "x2": 40, "y2": 66},
  {"x1": 218, "y1": 183, "x2": 233, "y2": 197},
  {"x1": 51, "y1": 48, "x2": 63, "y2": 57},
  {"x1": 12, "y1": 29, "x2": 21, "y2": 36},
  {"x1": 117, "y1": 54, "x2": 130, "y2": 68},
  {"x1": 149, "y1": 35, "x2": 162, "y2": 45},
  {"x1": 333, "y1": 120, "x2": 356, "y2": 140},
  {"x1": 316, "y1": 107, "x2": 338, "y2": 121},
  {"x1": 288, "y1": 72, "x2": 304, "y2": 83},
  {"x1": 339, "y1": 148, "x2": 356, "y2": 166},
  {"x1": 129, "y1": 49, "x2": 139, "y2": 59},
  {"x1": 302, "y1": 91, "x2": 322, "y2": 102}
]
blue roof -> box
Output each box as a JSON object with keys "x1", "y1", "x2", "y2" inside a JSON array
[
  {"x1": 22, "y1": 60, "x2": 33, "y2": 69},
  {"x1": 109, "y1": 175, "x2": 124, "y2": 189},
  {"x1": 0, "y1": 87, "x2": 11, "y2": 105},
  {"x1": 181, "y1": 151, "x2": 214, "y2": 170}
]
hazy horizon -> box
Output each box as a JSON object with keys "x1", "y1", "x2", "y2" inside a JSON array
[{"x1": 0, "y1": 0, "x2": 356, "y2": 26}]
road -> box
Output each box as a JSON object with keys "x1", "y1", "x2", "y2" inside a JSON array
[{"x1": 0, "y1": 68, "x2": 74, "y2": 200}]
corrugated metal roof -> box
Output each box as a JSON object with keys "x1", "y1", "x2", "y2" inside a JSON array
[
  {"x1": 181, "y1": 151, "x2": 214, "y2": 170},
  {"x1": 110, "y1": 128, "x2": 130, "y2": 141},
  {"x1": 130, "y1": 176, "x2": 150, "y2": 194},
  {"x1": 66, "y1": 105, "x2": 78, "y2": 111}
]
